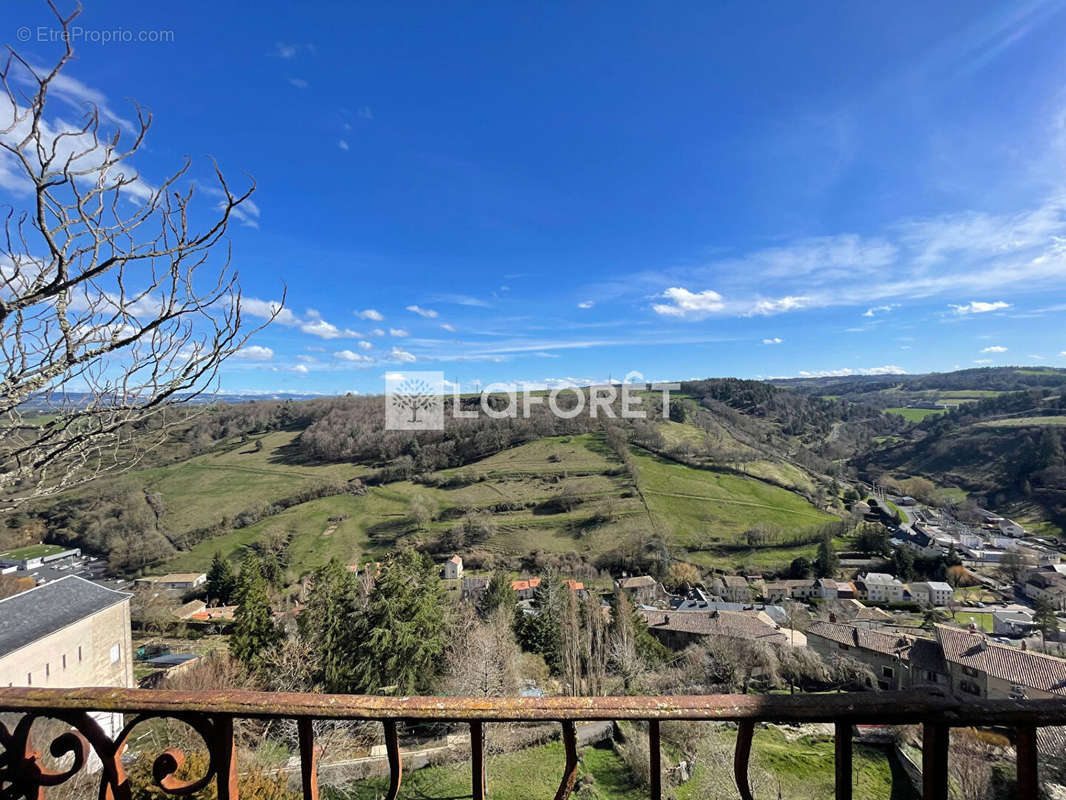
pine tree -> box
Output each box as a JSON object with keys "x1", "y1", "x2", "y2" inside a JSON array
[
  {"x1": 206, "y1": 551, "x2": 237, "y2": 605},
  {"x1": 346, "y1": 550, "x2": 448, "y2": 694},
  {"x1": 230, "y1": 553, "x2": 280, "y2": 666},
  {"x1": 299, "y1": 558, "x2": 358, "y2": 691},
  {"x1": 477, "y1": 570, "x2": 517, "y2": 619},
  {"x1": 815, "y1": 533, "x2": 839, "y2": 578},
  {"x1": 1033, "y1": 595, "x2": 1059, "y2": 646}
]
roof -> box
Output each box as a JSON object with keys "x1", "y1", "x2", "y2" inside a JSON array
[
  {"x1": 718, "y1": 575, "x2": 748, "y2": 588},
  {"x1": 0, "y1": 576, "x2": 130, "y2": 659},
  {"x1": 909, "y1": 638, "x2": 948, "y2": 674},
  {"x1": 447, "y1": 555, "x2": 462, "y2": 565},
  {"x1": 860, "y1": 573, "x2": 901, "y2": 586},
  {"x1": 936, "y1": 624, "x2": 1066, "y2": 695},
  {"x1": 617, "y1": 576, "x2": 658, "y2": 590},
  {"x1": 511, "y1": 578, "x2": 542, "y2": 592},
  {"x1": 564, "y1": 579, "x2": 584, "y2": 591},
  {"x1": 640, "y1": 609, "x2": 788, "y2": 646},
  {"x1": 807, "y1": 621, "x2": 913, "y2": 657}
]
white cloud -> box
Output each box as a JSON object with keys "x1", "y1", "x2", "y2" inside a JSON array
[
  {"x1": 652, "y1": 287, "x2": 725, "y2": 318},
  {"x1": 797, "y1": 365, "x2": 907, "y2": 378},
  {"x1": 950, "y1": 300, "x2": 1011, "y2": 315},
  {"x1": 358, "y1": 106, "x2": 373, "y2": 120},
  {"x1": 749, "y1": 296, "x2": 810, "y2": 316},
  {"x1": 406, "y1": 305, "x2": 438, "y2": 318},
  {"x1": 299, "y1": 310, "x2": 360, "y2": 339},
  {"x1": 338, "y1": 140, "x2": 349, "y2": 151},
  {"x1": 293, "y1": 364, "x2": 309, "y2": 374},
  {"x1": 371, "y1": 328, "x2": 385, "y2": 337},
  {"x1": 863, "y1": 304, "x2": 899, "y2": 317},
  {"x1": 440, "y1": 323, "x2": 457, "y2": 332},
  {"x1": 334, "y1": 350, "x2": 374, "y2": 363},
  {"x1": 356, "y1": 309, "x2": 385, "y2": 321},
  {"x1": 389, "y1": 328, "x2": 409, "y2": 337},
  {"x1": 243, "y1": 298, "x2": 296, "y2": 326},
  {"x1": 389, "y1": 347, "x2": 416, "y2": 363},
  {"x1": 577, "y1": 301, "x2": 594, "y2": 309},
  {"x1": 274, "y1": 42, "x2": 298, "y2": 59},
  {"x1": 762, "y1": 337, "x2": 783, "y2": 344},
  {"x1": 357, "y1": 340, "x2": 373, "y2": 350},
  {"x1": 973, "y1": 359, "x2": 993, "y2": 365},
  {"x1": 234, "y1": 345, "x2": 274, "y2": 361},
  {"x1": 288, "y1": 78, "x2": 309, "y2": 89},
  {"x1": 981, "y1": 345, "x2": 1008, "y2": 353}
]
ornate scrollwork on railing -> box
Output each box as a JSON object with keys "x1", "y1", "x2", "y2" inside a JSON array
[{"x1": 0, "y1": 710, "x2": 233, "y2": 800}]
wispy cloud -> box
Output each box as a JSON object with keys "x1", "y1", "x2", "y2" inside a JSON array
[
  {"x1": 288, "y1": 78, "x2": 310, "y2": 89},
  {"x1": 389, "y1": 347, "x2": 416, "y2": 363},
  {"x1": 577, "y1": 301, "x2": 594, "y2": 309},
  {"x1": 652, "y1": 288, "x2": 724, "y2": 318},
  {"x1": 863, "y1": 304, "x2": 899, "y2": 317},
  {"x1": 243, "y1": 298, "x2": 296, "y2": 326},
  {"x1": 335, "y1": 349, "x2": 374, "y2": 364},
  {"x1": 981, "y1": 345, "x2": 1008, "y2": 353},
  {"x1": 356, "y1": 309, "x2": 385, "y2": 321},
  {"x1": 389, "y1": 328, "x2": 409, "y2": 337},
  {"x1": 234, "y1": 345, "x2": 274, "y2": 361},
  {"x1": 440, "y1": 323, "x2": 457, "y2": 332},
  {"x1": 762, "y1": 337, "x2": 783, "y2": 344},
  {"x1": 797, "y1": 365, "x2": 907, "y2": 378},
  {"x1": 338, "y1": 140, "x2": 349, "y2": 151},
  {"x1": 406, "y1": 305, "x2": 438, "y2": 318},
  {"x1": 950, "y1": 300, "x2": 1011, "y2": 314}
]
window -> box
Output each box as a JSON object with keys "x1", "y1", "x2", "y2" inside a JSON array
[
  {"x1": 837, "y1": 643, "x2": 850, "y2": 650},
  {"x1": 109, "y1": 644, "x2": 121, "y2": 663},
  {"x1": 62, "y1": 654, "x2": 66, "y2": 669},
  {"x1": 926, "y1": 671, "x2": 938, "y2": 682},
  {"x1": 882, "y1": 666, "x2": 894, "y2": 679},
  {"x1": 27, "y1": 673, "x2": 32, "y2": 686},
  {"x1": 962, "y1": 666, "x2": 979, "y2": 677},
  {"x1": 45, "y1": 663, "x2": 49, "y2": 677},
  {"x1": 959, "y1": 679, "x2": 981, "y2": 696},
  {"x1": 77, "y1": 646, "x2": 82, "y2": 662}
]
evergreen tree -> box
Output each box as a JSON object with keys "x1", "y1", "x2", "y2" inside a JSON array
[
  {"x1": 814, "y1": 533, "x2": 839, "y2": 578},
  {"x1": 513, "y1": 571, "x2": 567, "y2": 673},
  {"x1": 299, "y1": 558, "x2": 358, "y2": 691},
  {"x1": 1033, "y1": 596, "x2": 1059, "y2": 646},
  {"x1": 346, "y1": 550, "x2": 448, "y2": 694},
  {"x1": 230, "y1": 554, "x2": 280, "y2": 666},
  {"x1": 478, "y1": 570, "x2": 517, "y2": 619},
  {"x1": 891, "y1": 546, "x2": 916, "y2": 582},
  {"x1": 205, "y1": 551, "x2": 237, "y2": 605}
]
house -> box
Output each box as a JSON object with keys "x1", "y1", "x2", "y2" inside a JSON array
[
  {"x1": 639, "y1": 609, "x2": 794, "y2": 650},
  {"x1": 443, "y1": 555, "x2": 463, "y2": 580},
  {"x1": 615, "y1": 575, "x2": 666, "y2": 604},
  {"x1": 806, "y1": 621, "x2": 947, "y2": 690},
  {"x1": 1023, "y1": 571, "x2": 1066, "y2": 611},
  {"x1": 936, "y1": 624, "x2": 1066, "y2": 702},
  {"x1": 999, "y1": 519, "x2": 1026, "y2": 538},
  {"x1": 813, "y1": 578, "x2": 839, "y2": 600},
  {"x1": 0, "y1": 576, "x2": 133, "y2": 740},
  {"x1": 460, "y1": 576, "x2": 490, "y2": 601},
  {"x1": 510, "y1": 578, "x2": 542, "y2": 600},
  {"x1": 712, "y1": 575, "x2": 751, "y2": 604},
  {"x1": 763, "y1": 580, "x2": 816, "y2": 603},
  {"x1": 0, "y1": 544, "x2": 81, "y2": 571},
  {"x1": 993, "y1": 610, "x2": 1037, "y2": 638},
  {"x1": 855, "y1": 573, "x2": 904, "y2": 604},
  {"x1": 134, "y1": 573, "x2": 207, "y2": 593},
  {"x1": 908, "y1": 581, "x2": 953, "y2": 607}
]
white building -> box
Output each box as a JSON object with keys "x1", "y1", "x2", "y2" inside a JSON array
[
  {"x1": 909, "y1": 581, "x2": 953, "y2": 607},
  {"x1": 444, "y1": 555, "x2": 463, "y2": 580},
  {"x1": 857, "y1": 572, "x2": 904, "y2": 604}
]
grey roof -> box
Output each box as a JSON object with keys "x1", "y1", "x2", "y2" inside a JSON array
[{"x1": 0, "y1": 575, "x2": 130, "y2": 659}]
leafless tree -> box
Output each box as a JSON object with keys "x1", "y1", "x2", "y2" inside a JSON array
[
  {"x1": 443, "y1": 605, "x2": 521, "y2": 697},
  {"x1": 0, "y1": 3, "x2": 280, "y2": 506}
]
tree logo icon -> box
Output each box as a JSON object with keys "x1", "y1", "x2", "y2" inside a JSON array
[{"x1": 385, "y1": 371, "x2": 445, "y2": 430}]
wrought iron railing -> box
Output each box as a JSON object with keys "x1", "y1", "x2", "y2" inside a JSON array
[{"x1": 1, "y1": 687, "x2": 1062, "y2": 800}]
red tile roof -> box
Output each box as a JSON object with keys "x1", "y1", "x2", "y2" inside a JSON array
[
  {"x1": 640, "y1": 609, "x2": 788, "y2": 646},
  {"x1": 936, "y1": 624, "x2": 1066, "y2": 695}
]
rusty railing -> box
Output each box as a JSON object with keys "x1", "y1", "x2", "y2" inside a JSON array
[{"x1": 1, "y1": 687, "x2": 1063, "y2": 799}]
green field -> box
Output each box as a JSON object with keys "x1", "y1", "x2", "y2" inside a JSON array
[
  {"x1": 0, "y1": 543, "x2": 69, "y2": 560},
  {"x1": 885, "y1": 407, "x2": 945, "y2": 422},
  {"x1": 952, "y1": 611, "x2": 994, "y2": 632},
  {"x1": 333, "y1": 739, "x2": 644, "y2": 800}
]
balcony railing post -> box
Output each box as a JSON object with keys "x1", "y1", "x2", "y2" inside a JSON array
[
  {"x1": 648, "y1": 719, "x2": 661, "y2": 800},
  {"x1": 734, "y1": 720, "x2": 755, "y2": 800},
  {"x1": 471, "y1": 720, "x2": 486, "y2": 800},
  {"x1": 212, "y1": 715, "x2": 239, "y2": 800},
  {"x1": 297, "y1": 718, "x2": 319, "y2": 800},
  {"x1": 383, "y1": 720, "x2": 403, "y2": 800},
  {"x1": 1016, "y1": 724, "x2": 1038, "y2": 799},
  {"x1": 834, "y1": 722, "x2": 852, "y2": 800},
  {"x1": 553, "y1": 720, "x2": 579, "y2": 800},
  {"x1": 922, "y1": 722, "x2": 949, "y2": 800}
]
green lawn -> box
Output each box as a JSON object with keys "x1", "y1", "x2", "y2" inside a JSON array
[
  {"x1": 974, "y1": 416, "x2": 1066, "y2": 429},
  {"x1": 331, "y1": 740, "x2": 644, "y2": 800},
  {"x1": 952, "y1": 611, "x2": 994, "y2": 632},
  {"x1": 673, "y1": 726, "x2": 900, "y2": 800},
  {"x1": 0, "y1": 543, "x2": 69, "y2": 560},
  {"x1": 634, "y1": 448, "x2": 833, "y2": 546},
  {"x1": 885, "y1": 407, "x2": 945, "y2": 422}
]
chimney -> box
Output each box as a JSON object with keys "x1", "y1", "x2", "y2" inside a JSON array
[
  {"x1": 829, "y1": 612, "x2": 837, "y2": 623},
  {"x1": 1021, "y1": 640, "x2": 1028, "y2": 651},
  {"x1": 968, "y1": 619, "x2": 977, "y2": 633}
]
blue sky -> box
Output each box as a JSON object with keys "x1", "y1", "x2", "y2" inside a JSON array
[{"x1": 5, "y1": 1, "x2": 1066, "y2": 394}]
